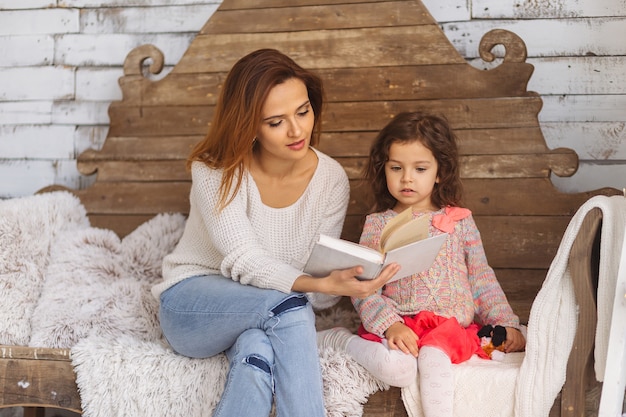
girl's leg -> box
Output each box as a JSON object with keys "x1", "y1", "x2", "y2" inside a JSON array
[
  {"x1": 317, "y1": 327, "x2": 417, "y2": 387},
  {"x1": 159, "y1": 275, "x2": 325, "y2": 417},
  {"x1": 417, "y1": 346, "x2": 454, "y2": 417}
]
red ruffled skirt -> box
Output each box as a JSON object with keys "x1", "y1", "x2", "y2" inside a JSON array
[{"x1": 358, "y1": 310, "x2": 489, "y2": 363}]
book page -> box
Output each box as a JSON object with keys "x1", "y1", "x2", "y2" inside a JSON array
[
  {"x1": 381, "y1": 213, "x2": 430, "y2": 253},
  {"x1": 379, "y1": 207, "x2": 413, "y2": 250},
  {"x1": 383, "y1": 233, "x2": 447, "y2": 283}
]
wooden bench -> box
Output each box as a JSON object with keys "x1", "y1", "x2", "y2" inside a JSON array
[{"x1": 1, "y1": 1, "x2": 620, "y2": 416}]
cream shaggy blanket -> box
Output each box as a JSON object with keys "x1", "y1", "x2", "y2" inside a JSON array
[{"x1": 0, "y1": 192, "x2": 386, "y2": 417}]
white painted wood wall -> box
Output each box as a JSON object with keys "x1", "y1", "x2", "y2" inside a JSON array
[{"x1": 0, "y1": 0, "x2": 624, "y2": 199}]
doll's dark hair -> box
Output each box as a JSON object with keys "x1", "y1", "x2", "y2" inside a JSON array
[{"x1": 363, "y1": 111, "x2": 463, "y2": 212}]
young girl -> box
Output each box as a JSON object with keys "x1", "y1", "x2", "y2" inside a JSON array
[
  {"x1": 318, "y1": 111, "x2": 526, "y2": 417},
  {"x1": 153, "y1": 49, "x2": 397, "y2": 417}
]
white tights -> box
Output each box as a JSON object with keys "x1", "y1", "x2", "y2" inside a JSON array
[
  {"x1": 344, "y1": 336, "x2": 417, "y2": 387},
  {"x1": 346, "y1": 339, "x2": 453, "y2": 417},
  {"x1": 318, "y1": 328, "x2": 454, "y2": 417},
  {"x1": 417, "y1": 346, "x2": 454, "y2": 417}
]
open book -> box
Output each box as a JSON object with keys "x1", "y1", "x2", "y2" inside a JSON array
[{"x1": 304, "y1": 208, "x2": 447, "y2": 283}]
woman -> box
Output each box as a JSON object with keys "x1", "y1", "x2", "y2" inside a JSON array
[{"x1": 152, "y1": 49, "x2": 398, "y2": 417}]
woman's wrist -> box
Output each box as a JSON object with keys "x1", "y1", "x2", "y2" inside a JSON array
[{"x1": 292, "y1": 274, "x2": 332, "y2": 295}]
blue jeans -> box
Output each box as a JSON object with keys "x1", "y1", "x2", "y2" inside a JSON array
[{"x1": 159, "y1": 275, "x2": 325, "y2": 417}]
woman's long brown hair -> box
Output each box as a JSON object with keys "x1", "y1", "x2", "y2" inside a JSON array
[{"x1": 188, "y1": 48, "x2": 325, "y2": 209}]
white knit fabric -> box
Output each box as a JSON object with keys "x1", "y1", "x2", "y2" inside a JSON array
[
  {"x1": 153, "y1": 148, "x2": 350, "y2": 309},
  {"x1": 515, "y1": 195, "x2": 626, "y2": 417},
  {"x1": 402, "y1": 353, "x2": 524, "y2": 417}
]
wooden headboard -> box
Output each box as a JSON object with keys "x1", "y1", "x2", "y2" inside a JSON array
[{"x1": 41, "y1": 0, "x2": 620, "y2": 322}]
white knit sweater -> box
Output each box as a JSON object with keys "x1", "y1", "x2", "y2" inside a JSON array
[{"x1": 152, "y1": 148, "x2": 350, "y2": 309}]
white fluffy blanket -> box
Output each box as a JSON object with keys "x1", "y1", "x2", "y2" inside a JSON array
[{"x1": 0, "y1": 192, "x2": 387, "y2": 417}]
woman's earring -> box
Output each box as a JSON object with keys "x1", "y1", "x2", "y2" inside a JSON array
[{"x1": 252, "y1": 137, "x2": 257, "y2": 147}]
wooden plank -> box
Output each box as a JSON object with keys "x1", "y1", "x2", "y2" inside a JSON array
[
  {"x1": 0, "y1": 0, "x2": 56, "y2": 9},
  {"x1": 78, "y1": 160, "x2": 190, "y2": 181},
  {"x1": 51, "y1": 100, "x2": 110, "y2": 125},
  {"x1": 472, "y1": 0, "x2": 625, "y2": 19},
  {"x1": 107, "y1": 97, "x2": 543, "y2": 136},
  {"x1": 117, "y1": 62, "x2": 534, "y2": 106},
  {"x1": 495, "y1": 268, "x2": 547, "y2": 324},
  {"x1": 363, "y1": 387, "x2": 408, "y2": 417},
  {"x1": 75, "y1": 67, "x2": 125, "y2": 101},
  {"x1": 321, "y1": 62, "x2": 534, "y2": 101},
  {"x1": 0, "y1": 160, "x2": 79, "y2": 199},
  {"x1": 539, "y1": 94, "x2": 626, "y2": 123},
  {"x1": 118, "y1": 72, "x2": 223, "y2": 106},
  {"x1": 80, "y1": 136, "x2": 201, "y2": 160},
  {"x1": 74, "y1": 125, "x2": 109, "y2": 156},
  {"x1": 560, "y1": 207, "x2": 602, "y2": 417},
  {"x1": 174, "y1": 25, "x2": 464, "y2": 74},
  {"x1": 475, "y1": 215, "x2": 570, "y2": 269},
  {"x1": 219, "y1": 0, "x2": 403, "y2": 10},
  {"x1": 0, "y1": 35, "x2": 54, "y2": 67},
  {"x1": 77, "y1": 151, "x2": 587, "y2": 183},
  {"x1": 461, "y1": 152, "x2": 578, "y2": 178},
  {"x1": 462, "y1": 178, "x2": 620, "y2": 216},
  {"x1": 319, "y1": 127, "x2": 551, "y2": 157},
  {"x1": 341, "y1": 213, "x2": 572, "y2": 269},
  {"x1": 202, "y1": 2, "x2": 433, "y2": 34},
  {"x1": 0, "y1": 101, "x2": 52, "y2": 124},
  {"x1": 80, "y1": 5, "x2": 219, "y2": 34},
  {"x1": 550, "y1": 163, "x2": 626, "y2": 196},
  {"x1": 62, "y1": 177, "x2": 619, "y2": 221},
  {"x1": 422, "y1": 0, "x2": 470, "y2": 22},
  {"x1": 0, "y1": 346, "x2": 71, "y2": 361},
  {"x1": 87, "y1": 214, "x2": 164, "y2": 238},
  {"x1": 0, "y1": 66, "x2": 74, "y2": 101},
  {"x1": 0, "y1": 9, "x2": 79, "y2": 35},
  {"x1": 78, "y1": 127, "x2": 551, "y2": 167},
  {"x1": 541, "y1": 122, "x2": 626, "y2": 161},
  {"x1": 71, "y1": 182, "x2": 192, "y2": 215},
  {"x1": 527, "y1": 57, "x2": 626, "y2": 95},
  {"x1": 442, "y1": 18, "x2": 626, "y2": 58},
  {"x1": 333, "y1": 152, "x2": 576, "y2": 182},
  {"x1": 66, "y1": 0, "x2": 220, "y2": 7},
  {"x1": 0, "y1": 356, "x2": 81, "y2": 412},
  {"x1": 0, "y1": 126, "x2": 75, "y2": 159},
  {"x1": 56, "y1": 33, "x2": 195, "y2": 67}
]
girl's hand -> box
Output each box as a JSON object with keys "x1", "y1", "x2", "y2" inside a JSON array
[
  {"x1": 504, "y1": 327, "x2": 526, "y2": 353},
  {"x1": 384, "y1": 322, "x2": 419, "y2": 357},
  {"x1": 293, "y1": 263, "x2": 400, "y2": 299}
]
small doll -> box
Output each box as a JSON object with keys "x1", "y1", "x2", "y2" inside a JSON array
[{"x1": 478, "y1": 324, "x2": 507, "y2": 361}]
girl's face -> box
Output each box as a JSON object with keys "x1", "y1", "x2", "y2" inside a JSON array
[
  {"x1": 385, "y1": 140, "x2": 439, "y2": 213},
  {"x1": 255, "y1": 77, "x2": 314, "y2": 162}
]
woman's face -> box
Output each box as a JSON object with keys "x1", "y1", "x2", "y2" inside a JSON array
[{"x1": 255, "y1": 77, "x2": 314, "y2": 162}]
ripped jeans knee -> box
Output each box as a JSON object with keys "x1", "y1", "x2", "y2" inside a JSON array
[
  {"x1": 227, "y1": 328, "x2": 275, "y2": 375},
  {"x1": 270, "y1": 293, "x2": 309, "y2": 316}
]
